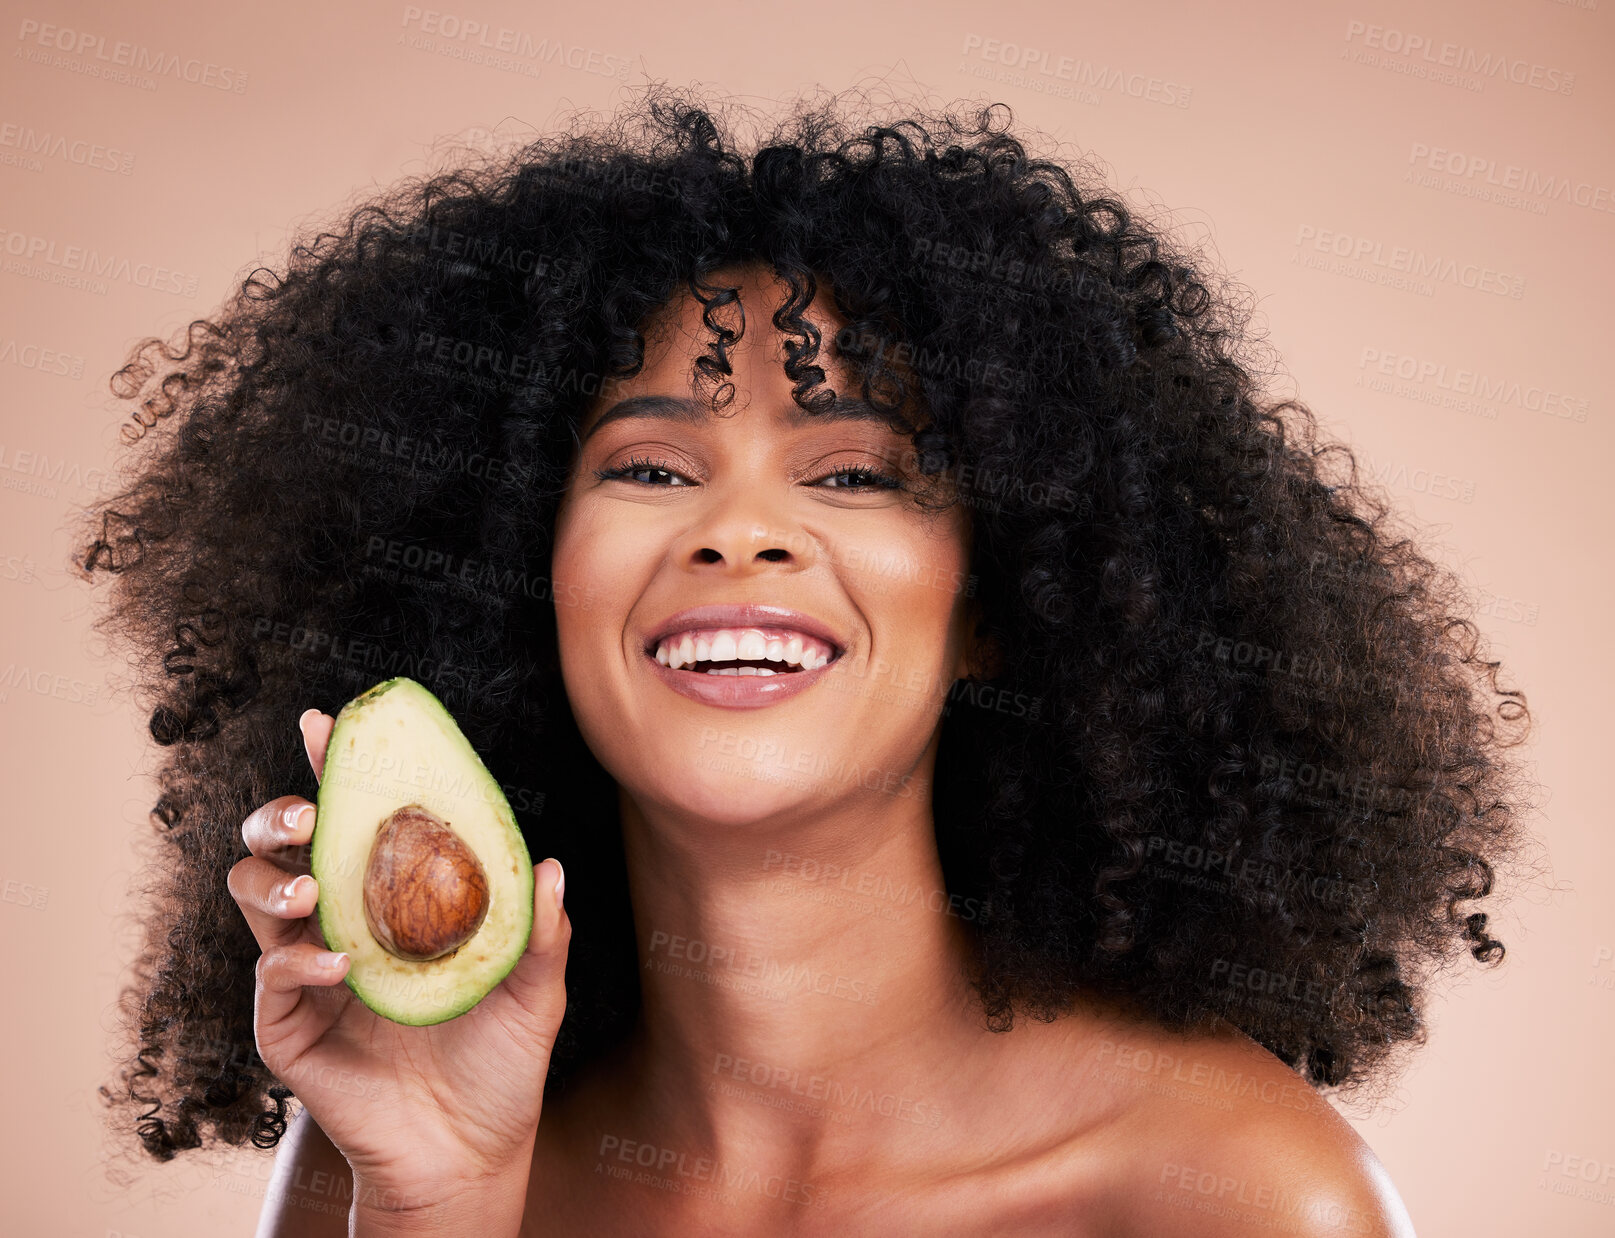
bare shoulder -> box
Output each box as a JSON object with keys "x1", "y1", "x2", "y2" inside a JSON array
[
  {"x1": 252, "y1": 1105, "x2": 353, "y2": 1238},
  {"x1": 1068, "y1": 1009, "x2": 1417, "y2": 1237}
]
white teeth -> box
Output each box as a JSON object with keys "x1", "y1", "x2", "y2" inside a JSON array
[
  {"x1": 651, "y1": 626, "x2": 838, "y2": 671},
  {"x1": 706, "y1": 666, "x2": 778, "y2": 676}
]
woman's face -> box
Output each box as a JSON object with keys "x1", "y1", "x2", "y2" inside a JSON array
[{"x1": 551, "y1": 265, "x2": 981, "y2": 831}]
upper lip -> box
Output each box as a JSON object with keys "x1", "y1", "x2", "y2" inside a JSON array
[{"x1": 643, "y1": 604, "x2": 846, "y2": 657}]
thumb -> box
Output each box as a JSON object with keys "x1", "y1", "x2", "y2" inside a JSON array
[{"x1": 493, "y1": 858, "x2": 570, "y2": 1044}]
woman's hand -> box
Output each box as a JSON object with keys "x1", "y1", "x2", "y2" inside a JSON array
[{"x1": 227, "y1": 708, "x2": 569, "y2": 1217}]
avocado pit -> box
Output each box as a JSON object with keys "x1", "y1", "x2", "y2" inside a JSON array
[{"x1": 362, "y1": 803, "x2": 490, "y2": 962}]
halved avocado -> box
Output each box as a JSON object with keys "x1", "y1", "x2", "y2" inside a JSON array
[{"x1": 311, "y1": 677, "x2": 534, "y2": 1025}]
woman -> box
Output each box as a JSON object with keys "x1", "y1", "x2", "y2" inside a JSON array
[{"x1": 79, "y1": 88, "x2": 1528, "y2": 1236}]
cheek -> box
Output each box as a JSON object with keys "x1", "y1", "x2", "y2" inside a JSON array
[
  {"x1": 550, "y1": 503, "x2": 636, "y2": 666},
  {"x1": 885, "y1": 544, "x2": 970, "y2": 658},
  {"x1": 551, "y1": 499, "x2": 682, "y2": 686},
  {"x1": 555, "y1": 499, "x2": 637, "y2": 585},
  {"x1": 833, "y1": 523, "x2": 973, "y2": 704}
]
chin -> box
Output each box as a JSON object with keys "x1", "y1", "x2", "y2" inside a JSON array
[{"x1": 629, "y1": 759, "x2": 826, "y2": 834}]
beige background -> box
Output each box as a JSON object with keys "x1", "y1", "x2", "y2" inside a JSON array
[{"x1": 1, "y1": 0, "x2": 1609, "y2": 1233}]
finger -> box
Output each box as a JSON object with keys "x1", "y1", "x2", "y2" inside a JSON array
[
  {"x1": 240, "y1": 794, "x2": 318, "y2": 867},
  {"x1": 254, "y1": 941, "x2": 350, "y2": 1052},
  {"x1": 525, "y1": 858, "x2": 568, "y2": 963},
  {"x1": 299, "y1": 709, "x2": 334, "y2": 783},
  {"x1": 228, "y1": 856, "x2": 323, "y2": 953},
  {"x1": 494, "y1": 858, "x2": 570, "y2": 1046}
]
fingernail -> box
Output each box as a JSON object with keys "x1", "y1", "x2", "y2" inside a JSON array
[
  {"x1": 283, "y1": 804, "x2": 309, "y2": 834},
  {"x1": 284, "y1": 875, "x2": 313, "y2": 901},
  {"x1": 549, "y1": 858, "x2": 565, "y2": 908},
  {"x1": 317, "y1": 951, "x2": 347, "y2": 970}
]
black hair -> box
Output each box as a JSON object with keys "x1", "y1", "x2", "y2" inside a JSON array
[{"x1": 71, "y1": 84, "x2": 1532, "y2": 1161}]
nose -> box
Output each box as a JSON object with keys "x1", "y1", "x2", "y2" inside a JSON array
[
  {"x1": 674, "y1": 488, "x2": 814, "y2": 575},
  {"x1": 684, "y1": 523, "x2": 809, "y2": 571}
]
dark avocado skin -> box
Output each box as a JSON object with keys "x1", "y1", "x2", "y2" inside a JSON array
[{"x1": 311, "y1": 677, "x2": 534, "y2": 1025}]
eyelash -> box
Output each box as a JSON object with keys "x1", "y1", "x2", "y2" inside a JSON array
[{"x1": 593, "y1": 455, "x2": 903, "y2": 491}]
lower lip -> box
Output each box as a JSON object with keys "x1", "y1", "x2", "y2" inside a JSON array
[{"x1": 643, "y1": 649, "x2": 841, "y2": 709}]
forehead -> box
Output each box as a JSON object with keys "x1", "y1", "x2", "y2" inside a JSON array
[
  {"x1": 646, "y1": 261, "x2": 842, "y2": 329},
  {"x1": 577, "y1": 391, "x2": 918, "y2": 446},
  {"x1": 576, "y1": 264, "x2": 919, "y2": 441},
  {"x1": 632, "y1": 264, "x2": 849, "y2": 378}
]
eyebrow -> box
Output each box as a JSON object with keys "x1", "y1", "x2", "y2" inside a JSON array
[{"x1": 579, "y1": 393, "x2": 915, "y2": 444}]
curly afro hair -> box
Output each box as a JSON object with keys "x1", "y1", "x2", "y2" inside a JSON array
[{"x1": 70, "y1": 85, "x2": 1533, "y2": 1163}]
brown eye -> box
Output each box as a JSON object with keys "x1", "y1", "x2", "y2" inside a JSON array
[
  {"x1": 815, "y1": 464, "x2": 902, "y2": 490},
  {"x1": 595, "y1": 456, "x2": 693, "y2": 486}
]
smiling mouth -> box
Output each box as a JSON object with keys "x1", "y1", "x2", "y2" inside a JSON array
[
  {"x1": 645, "y1": 628, "x2": 844, "y2": 675},
  {"x1": 675, "y1": 660, "x2": 801, "y2": 676}
]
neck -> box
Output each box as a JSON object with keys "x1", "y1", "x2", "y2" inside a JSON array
[{"x1": 600, "y1": 772, "x2": 989, "y2": 1183}]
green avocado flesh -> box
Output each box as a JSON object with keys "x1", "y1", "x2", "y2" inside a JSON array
[{"x1": 311, "y1": 677, "x2": 534, "y2": 1026}]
